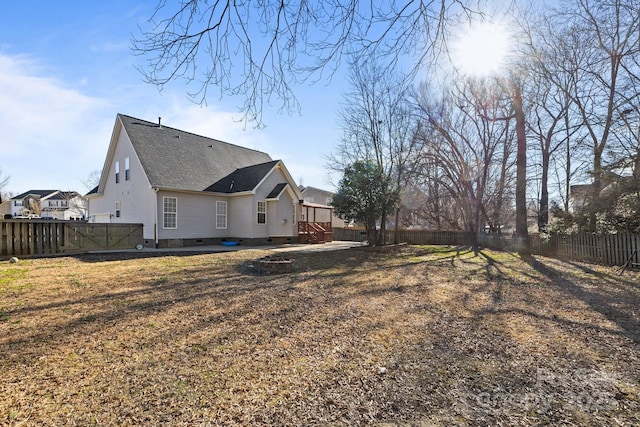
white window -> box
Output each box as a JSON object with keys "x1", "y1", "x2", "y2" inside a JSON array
[
  {"x1": 163, "y1": 197, "x2": 177, "y2": 229},
  {"x1": 257, "y1": 200, "x2": 266, "y2": 224},
  {"x1": 115, "y1": 161, "x2": 120, "y2": 184},
  {"x1": 216, "y1": 201, "x2": 227, "y2": 229},
  {"x1": 115, "y1": 201, "x2": 121, "y2": 218},
  {"x1": 125, "y1": 157, "x2": 130, "y2": 180},
  {"x1": 292, "y1": 203, "x2": 297, "y2": 224}
]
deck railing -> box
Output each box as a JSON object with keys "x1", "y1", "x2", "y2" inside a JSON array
[{"x1": 298, "y1": 221, "x2": 333, "y2": 243}]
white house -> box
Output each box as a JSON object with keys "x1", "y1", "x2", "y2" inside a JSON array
[
  {"x1": 300, "y1": 185, "x2": 345, "y2": 228},
  {"x1": 87, "y1": 114, "x2": 312, "y2": 248},
  {"x1": 9, "y1": 190, "x2": 87, "y2": 219}
]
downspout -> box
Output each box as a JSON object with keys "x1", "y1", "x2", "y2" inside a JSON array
[{"x1": 154, "y1": 188, "x2": 159, "y2": 248}]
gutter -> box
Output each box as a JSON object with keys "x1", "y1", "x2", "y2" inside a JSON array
[{"x1": 154, "y1": 187, "x2": 159, "y2": 247}]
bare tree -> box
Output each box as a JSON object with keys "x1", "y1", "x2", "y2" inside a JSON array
[
  {"x1": 0, "y1": 167, "x2": 9, "y2": 204},
  {"x1": 414, "y1": 79, "x2": 516, "y2": 239},
  {"x1": 132, "y1": 1, "x2": 482, "y2": 126},
  {"x1": 329, "y1": 59, "x2": 418, "y2": 245},
  {"x1": 80, "y1": 169, "x2": 102, "y2": 192},
  {"x1": 525, "y1": 15, "x2": 596, "y2": 232},
  {"x1": 551, "y1": 0, "x2": 640, "y2": 231}
]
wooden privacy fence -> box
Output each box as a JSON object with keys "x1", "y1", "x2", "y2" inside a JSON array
[
  {"x1": 1, "y1": 221, "x2": 143, "y2": 258},
  {"x1": 334, "y1": 228, "x2": 472, "y2": 245},
  {"x1": 389, "y1": 229, "x2": 472, "y2": 245},
  {"x1": 333, "y1": 227, "x2": 640, "y2": 268}
]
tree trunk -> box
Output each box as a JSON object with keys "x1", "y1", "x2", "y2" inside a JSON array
[
  {"x1": 393, "y1": 207, "x2": 400, "y2": 244},
  {"x1": 513, "y1": 84, "x2": 530, "y2": 255},
  {"x1": 378, "y1": 214, "x2": 387, "y2": 246},
  {"x1": 590, "y1": 146, "x2": 603, "y2": 232},
  {"x1": 564, "y1": 114, "x2": 571, "y2": 213},
  {"x1": 365, "y1": 217, "x2": 377, "y2": 247},
  {"x1": 539, "y1": 150, "x2": 550, "y2": 232}
]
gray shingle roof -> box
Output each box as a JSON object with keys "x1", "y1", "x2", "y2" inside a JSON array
[
  {"x1": 204, "y1": 160, "x2": 279, "y2": 193},
  {"x1": 266, "y1": 183, "x2": 288, "y2": 199},
  {"x1": 49, "y1": 191, "x2": 79, "y2": 200},
  {"x1": 119, "y1": 114, "x2": 273, "y2": 192},
  {"x1": 11, "y1": 190, "x2": 58, "y2": 200}
]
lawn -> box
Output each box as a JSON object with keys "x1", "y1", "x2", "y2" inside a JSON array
[{"x1": 1, "y1": 245, "x2": 639, "y2": 426}]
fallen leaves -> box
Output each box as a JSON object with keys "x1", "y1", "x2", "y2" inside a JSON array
[{"x1": 0, "y1": 246, "x2": 638, "y2": 425}]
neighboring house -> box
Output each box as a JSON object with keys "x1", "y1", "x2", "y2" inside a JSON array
[
  {"x1": 41, "y1": 191, "x2": 87, "y2": 220},
  {"x1": 9, "y1": 190, "x2": 87, "y2": 219},
  {"x1": 299, "y1": 186, "x2": 343, "y2": 228},
  {"x1": 87, "y1": 114, "x2": 317, "y2": 248},
  {"x1": 570, "y1": 184, "x2": 594, "y2": 212}
]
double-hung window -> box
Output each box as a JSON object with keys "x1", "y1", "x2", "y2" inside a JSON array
[
  {"x1": 216, "y1": 201, "x2": 227, "y2": 229},
  {"x1": 115, "y1": 201, "x2": 121, "y2": 218},
  {"x1": 163, "y1": 197, "x2": 177, "y2": 229},
  {"x1": 125, "y1": 157, "x2": 130, "y2": 180},
  {"x1": 115, "y1": 161, "x2": 120, "y2": 184},
  {"x1": 257, "y1": 201, "x2": 266, "y2": 224}
]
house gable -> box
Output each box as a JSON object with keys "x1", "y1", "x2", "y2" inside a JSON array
[
  {"x1": 88, "y1": 116, "x2": 156, "y2": 234},
  {"x1": 255, "y1": 161, "x2": 303, "y2": 201}
]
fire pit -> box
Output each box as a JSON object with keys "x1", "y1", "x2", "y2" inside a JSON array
[{"x1": 252, "y1": 256, "x2": 295, "y2": 274}]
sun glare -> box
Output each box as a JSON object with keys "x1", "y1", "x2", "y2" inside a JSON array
[{"x1": 452, "y1": 21, "x2": 511, "y2": 77}]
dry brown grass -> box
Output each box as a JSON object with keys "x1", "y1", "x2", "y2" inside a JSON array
[{"x1": 1, "y1": 246, "x2": 639, "y2": 426}]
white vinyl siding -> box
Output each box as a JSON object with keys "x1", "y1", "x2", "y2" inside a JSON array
[
  {"x1": 216, "y1": 201, "x2": 227, "y2": 229},
  {"x1": 257, "y1": 200, "x2": 266, "y2": 224},
  {"x1": 163, "y1": 197, "x2": 177, "y2": 229},
  {"x1": 228, "y1": 196, "x2": 253, "y2": 237},
  {"x1": 87, "y1": 124, "x2": 156, "y2": 239}
]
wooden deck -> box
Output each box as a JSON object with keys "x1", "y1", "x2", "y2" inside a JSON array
[
  {"x1": 298, "y1": 201, "x2": 334, "y2": 244},
  {"x1": 298, "y1": 221, "x2": 333, "y2": 244}
]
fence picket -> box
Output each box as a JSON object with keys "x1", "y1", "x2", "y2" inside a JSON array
[
  {"x1": 1, "y1": 220, "x2": 143, "y2": 258},
  {"x1": 333, "y1": 228, "x2": 640, "y2": 269}
]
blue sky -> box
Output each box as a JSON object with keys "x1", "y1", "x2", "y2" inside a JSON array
[{"x1": 0, "y1": 1, "x2": 347, "y2": 195}]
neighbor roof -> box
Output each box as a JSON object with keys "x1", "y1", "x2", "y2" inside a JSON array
[
  {"x1": 11, "y1": 190, "x2": 58, "y2": 200},
  {"x1": 48, "y1": 191, "x2": 79, "y2": 200},
  {"x1": 118, "y1": 114, "x2": 273, "y2": 192}
]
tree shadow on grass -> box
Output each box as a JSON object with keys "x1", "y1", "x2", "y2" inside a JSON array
[
  {"x1": 525, "y1": 256, "x2": 640, "y2": 344},
  {"x1": 3, "y1": 245, "x2": 639, "y2": 425},
  {"x1": 2, "y1": 248, "x2": 375, "y2": 356},
  {"x1": 71, "y1": 250, "x2": 239, "y2": 263}
]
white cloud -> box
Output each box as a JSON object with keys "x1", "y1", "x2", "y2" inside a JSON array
[{"x1": 0, "y1": 53, "x2": 112, "y2": 192}]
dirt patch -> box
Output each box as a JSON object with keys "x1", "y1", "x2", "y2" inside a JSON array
[{"x1": 1, "y1": 246, "x2": 639, "y2": 425}]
